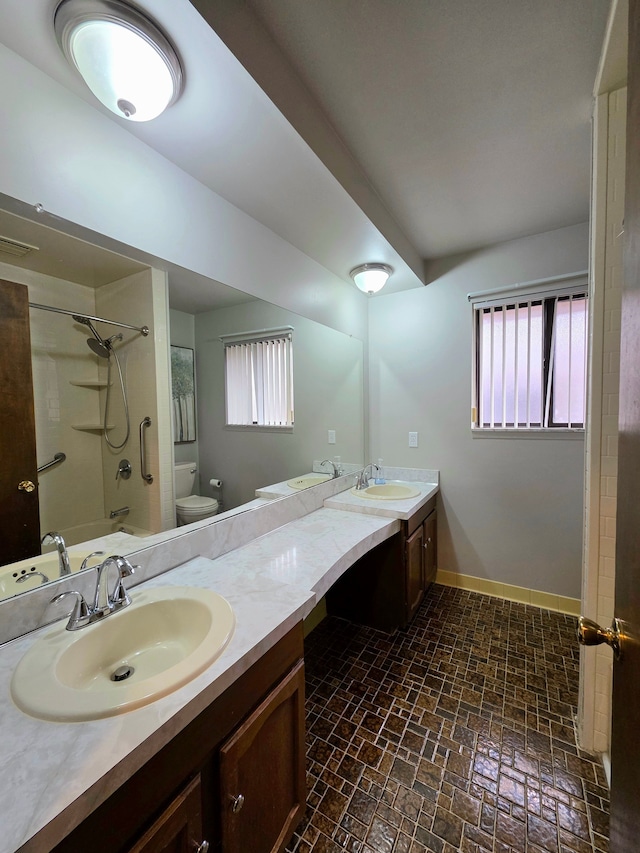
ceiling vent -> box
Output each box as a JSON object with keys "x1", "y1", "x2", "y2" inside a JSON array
[{"x1": 0, "y1": 236, "x2": 39, "y2": 258}]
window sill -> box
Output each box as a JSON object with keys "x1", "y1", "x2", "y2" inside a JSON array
[
  {"x1": 225, "y1": 424, "x2": 294, "y2": 434},
  {"x1": 471, "y1": 428, "x2": 584, "y2": 440}
]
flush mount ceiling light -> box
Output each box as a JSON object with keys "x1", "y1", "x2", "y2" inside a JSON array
[
  {"x1": 350, "y1": 263, "x2": 393, "y2": 295},
  {"x1": 54, "y1": 0, "x2": 184, "y2": 122}
]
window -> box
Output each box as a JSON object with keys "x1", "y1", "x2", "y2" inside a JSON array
[
  {"x1": 471, "y1": 280, "x2": 588, "y2": 430},
  {"x1": 224, "y1": 328, "x2": 294, "y2": 427}
]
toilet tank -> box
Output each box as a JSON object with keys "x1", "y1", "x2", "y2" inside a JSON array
[{"x1": 174, "y1": 462, "x2": 197, "y2": 499}]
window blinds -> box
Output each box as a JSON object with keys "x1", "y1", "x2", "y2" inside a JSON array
[{"x1": 224, "y1": 329, "x2": 294, "y2": 426}]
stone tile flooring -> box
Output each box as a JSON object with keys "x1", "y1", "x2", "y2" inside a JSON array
[{"x1": 285, "y1": 585, "x2": 610, "y2": 853}]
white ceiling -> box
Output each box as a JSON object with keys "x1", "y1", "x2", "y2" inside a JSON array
[
  {"x1": 243, "y1": 0, "x2": 610, "y2": 258},
  {"x1": 0, "y1": 0, "x2": 610, "y2": 301}
]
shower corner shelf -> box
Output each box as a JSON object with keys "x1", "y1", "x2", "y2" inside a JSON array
[
  {"x1": 71, "y1": 423, "x2": 115, "y2": 431},
  {"x1": 69, "y1": 379, "x2": 110, "y2": 388}
]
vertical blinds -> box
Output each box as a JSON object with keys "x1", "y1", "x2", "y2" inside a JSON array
[
  {"x1": 474, "y1": 293, "x2": 587, "y2": 429},
  {"x1": 224, "y1": 330, "x2": 294, "y2": 426}
]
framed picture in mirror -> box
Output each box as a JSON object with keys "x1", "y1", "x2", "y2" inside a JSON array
[{"x1": 171, "y1": 345, "x2": 196, "y2": 443}]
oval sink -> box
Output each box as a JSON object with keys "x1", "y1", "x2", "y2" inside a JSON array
[
  {"x1": 0, "y1": 552, "x2": 104, "y2": 601},
  {"x1": 11, "y1": 586, "x2": 235, "y2": 722},
  {"x1": 351, "y1": 483, "x2": 421, "y2": 500},
  {"x1": 287, "y1": 474, "x2": 331, "y2": 490}
]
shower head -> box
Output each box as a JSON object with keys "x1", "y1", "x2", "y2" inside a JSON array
[
  {"x1": 73, "y1": 314, "x2": 122, "y2": 357},
  {"x1": 87, "y1": 337, "x2": 111, "y2": 358},
  {"x1": 73, "y1": 314, "x2": 103, "y2": 342},
  {"x1": 86, "y1": 333, "x2": 123, "y2": 359}
]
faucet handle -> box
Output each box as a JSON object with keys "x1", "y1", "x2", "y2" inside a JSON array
[
  {"x1": 111, "y1": 557, "x2": 137, "y2": 608},
  {"x1": 50, "y1": 590, "x2": 90, "y2": 631},
  {"x1": 115, "y1": 556, "x2": 136, "y2": 579}
]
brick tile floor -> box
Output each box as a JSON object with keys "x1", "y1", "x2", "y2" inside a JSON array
[{"x1": 285, "y1": 584, "x2": 609, "y2": 853}]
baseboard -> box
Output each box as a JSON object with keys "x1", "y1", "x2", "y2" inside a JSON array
[{"x1": 435, "y1": 570, "x2": 581, "y2": 616}]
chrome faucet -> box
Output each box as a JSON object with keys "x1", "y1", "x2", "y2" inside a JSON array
[
  {"x1": 109, "y1": 506, "x2": 130, "y2": 519},
  {"x1": 320, "y1": 459, "x2": 340, "y2": 478},
  {"x1": 355, "y1": 463, "x2": 379, "y2": 490},
  {"x1": 50, "y1": 554, "x2": 137, "y2": 631},
  {"x1": 41, "y1": 531, "x2": 71, "y2": 577}
]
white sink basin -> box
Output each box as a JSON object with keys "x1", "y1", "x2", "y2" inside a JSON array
[
  {"x1": 287, "y1": 474, "x2": 331, "y2": 490},
  {"x1": 11, "y1": 586, "x2": 235, "y2": 722},
  {"x1": 0, "y1": 552, "x2": 103, "y2": 601},
  {"x1": 351, "y1": 483, "x2": 421, "y2": 500}
]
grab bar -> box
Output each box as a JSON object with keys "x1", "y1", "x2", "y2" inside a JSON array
[
  {"x1": 37, "y1": 452, "x2": 66, "y2": 473},
  {"x1": 139, "y1": 417, "x2": 153, "y2": 483}
]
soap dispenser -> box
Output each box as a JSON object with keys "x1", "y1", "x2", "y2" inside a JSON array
[{"x1": 375, "y1": 458, "x2": 386, "y2": 484}]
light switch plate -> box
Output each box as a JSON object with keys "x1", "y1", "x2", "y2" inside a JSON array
[
  {"x1": 408, "y1": 431, "x2": 418, "y2": 448},
  {"x1": 328, "y1": 430, "x2": 336, "y2": 444}
]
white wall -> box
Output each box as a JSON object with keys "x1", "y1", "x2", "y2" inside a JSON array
[
  {"x1": 0, "y1": 44, "x2": 367, "y2": 342},
  {"x1": 195, "y1": 301, "x2": 364, "y2": 509},
  {"x1": 369, "y1": 223, "x2": 589, "y2": 598}
]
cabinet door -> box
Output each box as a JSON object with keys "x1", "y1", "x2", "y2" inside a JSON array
[
  {"x1": 219, "y1": 661, "x2": 305, "y2": 853},
  {"x1": 129, "y1": 774, "x2": 208, "y2": 853},
  {"x1": 406, "y1": 525, "x2": 425, "y2": 622},
  {"x1": 423, "y1": 510, "x2": 437, "y2": 589}
]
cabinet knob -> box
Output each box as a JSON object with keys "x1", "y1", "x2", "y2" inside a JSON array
[
  {"x1": 230, "y1": 793, "x2": 245, "y2": 814},
  {"x1": 194, "y1": 841, "x2": 209, "y2": 853}
]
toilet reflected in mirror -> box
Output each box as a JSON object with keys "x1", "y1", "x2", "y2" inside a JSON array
[{"x1": 174, "y1": 462, "x2": 219, "y2": 526}]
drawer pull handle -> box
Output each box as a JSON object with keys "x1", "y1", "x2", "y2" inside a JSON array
[{"x1": 230, "y1": 793, "x2": 245, "y2": 813}]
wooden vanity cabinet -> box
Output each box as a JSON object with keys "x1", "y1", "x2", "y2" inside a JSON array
[
  {"x1": 219, "y1": 661, "x2": 306, "y2": 853},
  {"x1": 327, "y1": 496, "x2": 437, "y2": 631},
  {"x1": 128, "y1": 774, "x2": 205, "y2": 853},
  {"x1": 51, "y1": 625, "x2": 305, "y2": 853},
  {"x1": 405, "y1": 505, "x2": 438, "y2": 624}
]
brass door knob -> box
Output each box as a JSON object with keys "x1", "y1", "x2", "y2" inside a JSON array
[
  {"x1": 230, "y1": 793, "x2": 245, "y2": 814},
  {"x1": 577, "y1": 616, "x2": 623, "y2": 660},
  {"x1": 17, "y1": 480, "x2": 36, "y2": 493}
]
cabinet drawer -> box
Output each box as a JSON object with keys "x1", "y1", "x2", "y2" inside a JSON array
[{"x1": 128, "y1": 774, "x2": 207, "y2": 853}]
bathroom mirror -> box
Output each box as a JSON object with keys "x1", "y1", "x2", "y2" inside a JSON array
[{"x1": 0, "y1": 205, "x2": 365, "y2": 601}]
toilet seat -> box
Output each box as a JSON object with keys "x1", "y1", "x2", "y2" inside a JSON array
[
  {"x1": 175, "y1": 495, "x2": 218, "y2": 512},
  {"x1": 175, "y1": 495, "x2": 219, "y2": 525}
]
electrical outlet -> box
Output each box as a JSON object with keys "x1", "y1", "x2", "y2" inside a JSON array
[
  {"x1": 408, "y1": 431, "x2": 418, "y2": 448},
  {"x1": 328, "y1": 430, "x2": 336, "y2": 444}
]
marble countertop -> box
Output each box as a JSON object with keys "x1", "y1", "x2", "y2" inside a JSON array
[
  {"x1": 0, "y1": 505, "x2": 399, "y2": 853},
  {"x1": 325, "y1": 480, "x2": 439, "y2": 520},
  {"x1": 255, "y1": 472, "x2": 330, "y2": 498}
]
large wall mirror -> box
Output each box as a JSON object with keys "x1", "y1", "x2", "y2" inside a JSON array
[{"x1": 0, "y1": 206, "x2": 365, "y2": 602}]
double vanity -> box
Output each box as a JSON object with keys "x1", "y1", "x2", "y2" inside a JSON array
[{"x1": 0, "y1": 469, "x2": 438, "y2": 853}]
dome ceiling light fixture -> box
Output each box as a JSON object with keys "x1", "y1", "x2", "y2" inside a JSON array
[
  {"x1": 350, "y1": 263, "x2": 394, "y2": 295},
  {"x1": 54, "y1": 0, "x2": 184, "y2": 122}
]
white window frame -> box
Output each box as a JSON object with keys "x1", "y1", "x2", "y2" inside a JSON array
[
  {"x1": 469, "y1": 272, "x2": 589, "y2": 435},
  {"x1": 223, "y1": 327, "x2": 294, "y2": 429}
]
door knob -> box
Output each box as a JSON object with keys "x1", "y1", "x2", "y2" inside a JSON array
[
  {"x1": 577, "y1": 616, "x2": 624, "y2": 660},
  {"x1": 193, "y1": 841, "x2": 209, "y2": 853},
  {"x1": 230, "y1": 793, "x2": 245, "y2": 813},
  {"x1": 17, "y1": 480, "x2": 36, "y2": 493}
]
